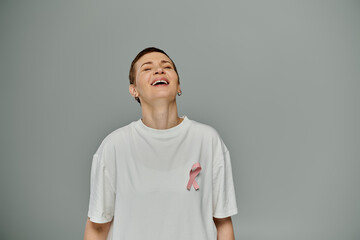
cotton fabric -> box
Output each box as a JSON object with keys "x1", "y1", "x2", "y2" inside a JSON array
[{"x1": 87, "y1": 115, "x2": 238, "y2": 240}]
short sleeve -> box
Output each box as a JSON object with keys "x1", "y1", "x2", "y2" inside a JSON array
[
  {"x1": 87, "y1": 153, "x2": 116, "y2": 223},
  {"x1": 212, "y1": 149, "x2": 239, "y2": 218}
]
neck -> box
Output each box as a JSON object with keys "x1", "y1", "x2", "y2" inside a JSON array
[{"x1": 140, "y1": 100, "x2": 182, "y2": 130}]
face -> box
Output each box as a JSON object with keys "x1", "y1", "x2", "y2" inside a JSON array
[{"x1": 130, "y1": 52, "x2": 180, "y2": 104}]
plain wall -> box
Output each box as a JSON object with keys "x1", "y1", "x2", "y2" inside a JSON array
[{"x1": 0, "y1": 0, "x2": 359, "y2": 239}]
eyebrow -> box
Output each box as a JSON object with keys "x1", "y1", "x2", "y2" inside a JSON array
[{"x1": 140, "y1": 60, "x2": 172, "y2": 68}]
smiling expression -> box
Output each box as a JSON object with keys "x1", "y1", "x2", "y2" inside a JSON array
[{"x1": 130, "y1": 52, "x2": 180, "y2": 103}]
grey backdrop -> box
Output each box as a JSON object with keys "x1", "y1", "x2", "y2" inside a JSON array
[{"x1": 0, "y1": 0, "x2": 359, "y2": 239}]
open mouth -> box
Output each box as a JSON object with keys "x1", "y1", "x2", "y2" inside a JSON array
[{"x1": 151, "y1": 78, "x2": 169, "y2": 86}]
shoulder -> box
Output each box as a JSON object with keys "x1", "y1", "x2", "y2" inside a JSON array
[
  {"x1": 189, "y1": 118, "x2": 220, "y2": 137},
  {"x1": 94, "y1": 121, "x2": 134, "y2": 154},
  {"x1": 189, "y1": 118, "x2": 229, "y2": 154}
]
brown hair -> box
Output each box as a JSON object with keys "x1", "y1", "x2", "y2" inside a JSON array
[{"x1": 129, "y1": 47, "x2": 180, "y2": 105}]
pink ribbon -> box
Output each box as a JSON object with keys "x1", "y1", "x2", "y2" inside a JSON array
[{"x1": 187, "y1": 162, "x2": 202, "y2": 190}]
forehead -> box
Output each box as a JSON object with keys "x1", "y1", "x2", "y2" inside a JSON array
[{"x1": 135, "y1": 52, "x2": 172, "y2": 68}]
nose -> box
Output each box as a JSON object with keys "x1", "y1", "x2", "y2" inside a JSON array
[{"x1": 154, "y1": 66, "x2": 165, "y2": 75}]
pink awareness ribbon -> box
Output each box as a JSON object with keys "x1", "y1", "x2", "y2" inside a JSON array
[{"x1": 187, "y1": 162, "x2": 202, "y2": 190}]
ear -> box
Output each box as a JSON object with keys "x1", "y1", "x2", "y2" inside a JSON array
[{"x1": 129, "y1": 84, "x2": 137, "y2": 97}]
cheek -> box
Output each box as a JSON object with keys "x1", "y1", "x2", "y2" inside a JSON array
[
  {"x1": 174, "y1": 73, "x2": 179, "y2": 82},
  {"x1": 169, "y1": 71, "x2": 178, "y2": 79},
  {"x1": 137, "y1": 72, "x2": 150, "y2": 82}
]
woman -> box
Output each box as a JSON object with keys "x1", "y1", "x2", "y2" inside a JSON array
[{"x1": 84, "y1": 47, "x2": 238, "y2": 240}]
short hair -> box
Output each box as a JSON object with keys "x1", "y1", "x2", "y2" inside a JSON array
[{"x1": 129, "y1": 47, "x2": 180, "y2": 105}]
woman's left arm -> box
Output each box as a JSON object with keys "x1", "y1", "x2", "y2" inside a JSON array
[{"x1": 213, "y1": 217, "x2": 236, "y2": 240}]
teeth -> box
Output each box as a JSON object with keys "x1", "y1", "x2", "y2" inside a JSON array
[{"x1": 152, "y1": 80, "x2": 168, "y2": 86}]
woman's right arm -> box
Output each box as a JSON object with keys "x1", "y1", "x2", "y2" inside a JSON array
[{"x1": 83, "y1": 217, "x2": 112, "y2": 240}]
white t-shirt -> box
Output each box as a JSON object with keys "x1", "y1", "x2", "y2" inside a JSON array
[{"x1": 87, "y1": 115, "x2": 238, "y2": 240}]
